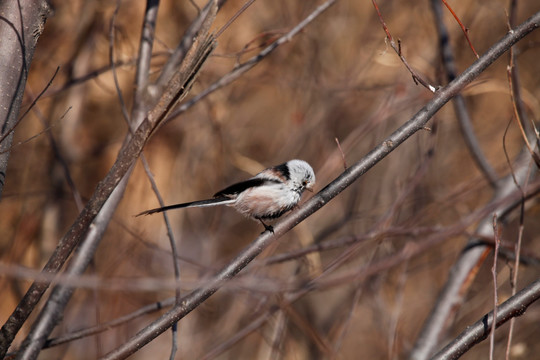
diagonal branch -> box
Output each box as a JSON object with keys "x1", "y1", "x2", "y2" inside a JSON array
[
  {"x1": 166, "y1": 0, "x2": 338, "y2": 121},
  {"x1": 431, "y1": 278, "x2": 540, "y2": 360}
]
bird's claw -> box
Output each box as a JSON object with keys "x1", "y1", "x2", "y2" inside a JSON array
[
  {"x1": 258, "y1": 219, "x2": 274, "y2": 234},
  {"x1": 262, "y1": 224, "x2": 274, "y2": 234}
]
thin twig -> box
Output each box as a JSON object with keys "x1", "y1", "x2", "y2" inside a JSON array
[
  {"x1": 502, "y1": 99, "x2": 531, "y2": 360},
  {"x1": 441, "y1": 0, "x2": 479, "y2": 58},
  {"x1": 0, "y1": 67, "x2": 59, "y2": 145},
  {"x1": 165, "y1": 0, "x2": 338, "y2": 122},
  {"x1": 30, "y1": 106, "x2": 83, "y2": 211},
  {"x1": 431, "y1": 278, "x2": 540, "y2": 360},
  {"x1": 140, "y1": 155, "x2": 181, "y2": 297},
  {"x1": 489, "y1": 215, "x2": 500, "y2": 360},
  {"x1": 371, "y1": 0, "x2": 437, "y2": 93},
  {"x1": 155, "y1": 0, "x2": 217, "y2": 89},
  {"x1": 110, "y1": 0, "x2": 131, "y2": 125},
  {"x1": 507, "y1": 65, "x2": 540, "y2": 167},
  {"x1": 215, "y1": 0, "x2": 256, "y2": 39},
  {"x1": 42, "y1": 297, "x2": 176, "y2": 348},
  {"x1": 335, "y1": 138, "x2": 347, "y2": 169},
  {"x1": 505, "y1": 3, "x2": 538, "y2": 151}
]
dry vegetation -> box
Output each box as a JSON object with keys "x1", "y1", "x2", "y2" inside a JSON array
[{"x1": 1, "y1": 0, "x2": 540, "y2": 359}]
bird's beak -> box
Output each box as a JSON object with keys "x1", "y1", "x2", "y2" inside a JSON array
[{"x1": 306, "y1": 184, "x2": 314, "y2": 192}]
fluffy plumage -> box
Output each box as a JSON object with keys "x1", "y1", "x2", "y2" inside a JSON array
[{"x1": 136, "y1": 159, "x2": 315, "y2": 231}]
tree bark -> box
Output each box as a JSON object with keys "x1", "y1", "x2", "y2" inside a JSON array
[{"x1": 0, "y1": 0, "x2": 51, "y2": 198}]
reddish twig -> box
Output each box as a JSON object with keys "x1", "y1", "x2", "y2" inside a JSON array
[
  {"x1": 335, "y1": 138, "x2": 347, "y2": 169},
  {"x1": 441, "y1": 0, "x2": 479, "y2": 59}
]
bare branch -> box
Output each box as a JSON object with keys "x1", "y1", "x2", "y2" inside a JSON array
[
  {"x1": 489, "y1": 216, "x2": 500, "y2": 360},
  {"x1": 132, "y1": 0, "x2": 160, "y2": 125},
  {"x1": 43, "y1": 297, "x2": 176, "y2": 348},
  {"x1": 155, "y1": 0, "x2": 218, "y2": 89},
  {"x1": 431, "y1": 278, "x2": 540, "y2": 360}
]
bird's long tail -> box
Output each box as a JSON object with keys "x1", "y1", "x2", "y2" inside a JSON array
[{"x1": 136, "y1": 197, "x2": 235, "y2": 216}]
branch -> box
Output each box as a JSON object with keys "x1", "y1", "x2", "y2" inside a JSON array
[
  {"x1": 431, "y1": 278, "x2": 540, "y2": 360},
  {"x1": 166, "y1": 0, "x2": 338, "y2": 121},
  {"x1": 155, "y1": 0, "x2": 219, "y2": 89}
]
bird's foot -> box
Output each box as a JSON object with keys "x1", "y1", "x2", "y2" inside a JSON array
[{"x1": 258, "y1": 219, "x2": 274, "y2": 234}]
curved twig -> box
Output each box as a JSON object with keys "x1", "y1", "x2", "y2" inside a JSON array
[{"x1": 431, "y1": 0, "x2": 499, "y2": 188}]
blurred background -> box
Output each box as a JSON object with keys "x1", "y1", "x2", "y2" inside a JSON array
[{"x1": 1, "y1": 0, "x2": 540, "y2": 359}]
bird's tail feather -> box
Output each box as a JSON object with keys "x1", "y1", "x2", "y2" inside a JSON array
[{"x1": 136, "y1": 197, "x2": 235, "y2": 216}]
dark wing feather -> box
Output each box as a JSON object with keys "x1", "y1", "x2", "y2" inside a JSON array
[{"x1": 213, "y1": 178, "x2": 276, "y2": 197}]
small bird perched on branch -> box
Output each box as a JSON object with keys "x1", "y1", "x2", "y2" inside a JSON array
[{"x1": 136, "y1": 159, "x2": 316, "y2": 232}]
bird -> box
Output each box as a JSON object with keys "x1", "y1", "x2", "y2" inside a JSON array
[{"x1": 136, "y1": 159, "x2": 316, "y2": 232}]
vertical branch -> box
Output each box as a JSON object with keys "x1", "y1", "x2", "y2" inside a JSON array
[
  {"x1": 132, "y1": 0, "x2": 160, "y2": 125},
  {"x1": 489, "y1": 216, "x2": 500, "y2": 360},
  {"x1": 507, "y1": 66, "x2": 540, "y2": 167},
  {"x1": 431, "y1": 0, "x2": 499, "y2": 188},
  {"x1": 109, "y1": 0, "x2": 130, "y2": 125},
  {"x1": 155, "y1": 0, "x2": 218, "y2": 89},
  {"x1": 140, "y1": 155, "x2": 181, "y2": 359}
]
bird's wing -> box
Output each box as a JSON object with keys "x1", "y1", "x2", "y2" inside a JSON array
[
  {"x1": 136, "y1": 197, "x2": 234, "y2": 216},
  {"x1": 213, "y1": 178, "x2": 274, "y2": 197}
]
